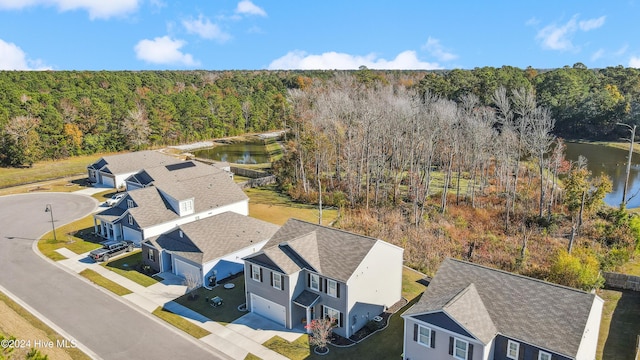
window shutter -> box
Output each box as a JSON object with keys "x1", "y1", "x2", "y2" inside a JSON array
[
  {"x1": 339, "y1": 312, "x2": 343, "y2": 327},
  {"x1": 468, "y1": 344, "x2": 474, "y2": 360},
  {"x1": 307, "y1": 273, "x2": 311, "y2": 287},
  {"x1": 270, "y1": 273, "x2": 273, "y2": 286},
  {"x1": 413, "y1": 324, "x2": 418, "y2": 342},
  {"x1": 518, "y1": 345, "x2": 524, "y2": 360},
  {"x1": 259, "y1": 268, "x2": 263, "y2": 282},
  {"x1": 449, "y1": 337, "x2": 454, "y2": 355},
  {"x1": 323, "y1": 278, "x2": 327, "y2": 293},
  {"x1": 319, "y1": 277, "x2": 323, "y2": 292},
  {"x1": 431, "y1": 330, "x2": 436, "y2": 348},
  {"x1": 336, "y1": 283, "x2": 340, "y2": 298},
  {"x1": 249, "y1": 264, "x2": 253, "y2": 277},
  {"x1": 320, "y1": 305, "x2": 324, "y2": 318}
]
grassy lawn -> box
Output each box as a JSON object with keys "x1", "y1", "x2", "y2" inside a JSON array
[
  {"x1": 245, "y1": 185, "x2": 338, "y2": 226},
  {"x1": 152, "y1": 306, "x2": 211, "y2": 339},
  {"x1": 79, "y1": 269, "x2": 132, "y2": 296},
  {"x1": 174, "y1": 275, "x2": 247, "y2": 325},
  {"x1": 244, "y1": 353, "x2": 262, "y2": 360},
  {"x1": 38, "y1": 215, "x2": 103, "y2": 261},
  {"x1": 0, "y1": 291, "x2": 91, "y2": 360},
  {"x1": 616, "y1": 251, "x2": 640, "y2": 276},
  {"x1": 263, "y1": 268, "x2": 428, "y2": 360},
  {"x1": 597, "y1": 289, "x2": 640, "y2": 360},
  {"x1": 102, "y1": 251, "x2": 158, "y2": 287},
  {"x1": 0, "y1": 154, "x2": 102, "y2": 189}
]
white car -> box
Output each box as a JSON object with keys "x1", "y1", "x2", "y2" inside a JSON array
[{"x1": 106, "y1": 193, "x2": 126, "y2": 206}]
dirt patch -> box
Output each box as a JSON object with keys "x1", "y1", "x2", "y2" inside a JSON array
[{"x1": 0, "y1": 301, "x2": 73, "y2": 360}]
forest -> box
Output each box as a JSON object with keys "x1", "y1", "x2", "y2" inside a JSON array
[{"x1": 1, "y1": 66, "x2": 639, "y2": 289}]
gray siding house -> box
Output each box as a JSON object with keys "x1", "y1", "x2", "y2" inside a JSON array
[
  {"x1": 243, "y1": 219, "x2": 404, "y2": 339},
  {"x1": 87, "y1": 150, "x2": 179, "y2": 189},
  {"x1": 402, "y1": 259, "x2": 603, "y2": 360}
]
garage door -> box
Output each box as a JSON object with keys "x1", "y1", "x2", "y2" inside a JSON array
[
  {"x1": 250, "y1": 293, "x2": 286, "y2": 326},
  {"x1": 101, "y1": 175, "x2": 115, "y2": 188},
  {"x1": 174, "y1": 258, "x2": 201, "y2": 285}
]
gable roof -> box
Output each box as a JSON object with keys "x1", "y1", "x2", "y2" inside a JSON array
[
  {"x1": 404, "y1": 258, "x2": 598, "y2": 358},
  {"x1": 244, "y1": 219, "x2": 379, "y2": 282},
  {"x1": 89, "y1": 150, "x2": 180, "y2": 175},
  {"x1": 145, "y1": 212, "x2": 279, "y2": 264}
]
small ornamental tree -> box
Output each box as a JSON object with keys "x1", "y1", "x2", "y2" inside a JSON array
[{"x1": 305, "y1": 317, "x2": 336, "y2": 352}]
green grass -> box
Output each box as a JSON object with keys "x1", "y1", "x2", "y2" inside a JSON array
[
  {"x1": 174, "y1": 275, "x2": 247, "y2": 325},
  {"x1": 263, "y1": 335, "x2": 310, "y2": 360},
  {"x1": 244, "y1": 353, "x2": 262, "y2": 360},
  {"x1": 402, "y1": 267, "x2": 428, "y2": 301},
  {"x1": 597, "y1": 289, "x2": 640, "y2": 360},
  {"x1": 245, "y1": 185, "x2": 338, "y2": 226},
  {"x1": 102, "y1": 251, "x2": 158, "y2": 287},
  {"x1": 616, "y1": 251, "x2": 640, "y2": 276},
  {"x1": 38, "y1": 215, "x2": 103, "y2": 260},
  {"x1": 0, "y1": 154, "x2": 103, "y2": 189},
  {"x1": 0, "y1": 292, "x2": 92, "y2": 360},
  {"x1": 79, "y1": 269, "x2": 132, "y2": 296},
  {"x1": 152, "y1": 306, "x2": 211, "y2": 339}
]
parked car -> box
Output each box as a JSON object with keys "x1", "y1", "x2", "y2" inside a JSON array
[
  {"x1": 89, "y1": 240, "x2": 134, "y2": 262},
  {"x1": 106, "y1": 193, "x2": 126, "y2": 206}
]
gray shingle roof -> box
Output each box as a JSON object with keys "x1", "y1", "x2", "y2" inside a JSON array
[
  {"x1": 91, "y1": 151, "x2": 180, "y2": 175},
  {"x1": 404, "y1": 258, "x2": 598, "y2": 357},
  {"x1": 244, "y1": 219, "x2": 378, "y2": 282},
  {"x1": 145, "y1": 212, "x2": 279, "y2": 264}
]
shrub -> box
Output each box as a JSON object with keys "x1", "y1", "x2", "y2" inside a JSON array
[{"x1": 548, "y1": 247, "x2": 604, "y2": 291}]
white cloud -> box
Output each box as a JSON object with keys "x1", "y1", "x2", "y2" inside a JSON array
[
  {"x1": 422, "y1": 37, "x2": 457, "y2": 62},
  {"x1": 236, "y1": 0, "x2": 266, "y2": 17},
  {"x1": 536, "y1": 15, "x2": 606, "y2": 51},
  {"x1": 182, "y1": 16, "x2": 231, "y2": 42},
  {"x1": 0, "y1": 0, "x2": 140, "y2": 19},
  {"x1": 0, "y1": 38, "x2": 50, "y2": 70},
  {"x1": 615, "y1": 44, "x2": 628, "y2": 56},
  {"x1": 590, "y1": 48, "x2": 605, "y2": 61},
  {"x1": 630, "y1": 56, "x2": 640, "y2": 68},
  {"x1": 525, "y1": 17, "x2": 540, "y2": 26},
  {"x1": 268, "y1": 50, "x2": 441, "y2": 70},
  {"x1": 134, "y1": 36, "x2": 199, "y2": 67},
  {"x1": 579, "y1": 16, "x2": 606, "y2": 31}
]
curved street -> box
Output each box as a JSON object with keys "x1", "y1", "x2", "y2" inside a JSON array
[{"x1": 0, "y1": 192, "x2": 226, "y2": 360}]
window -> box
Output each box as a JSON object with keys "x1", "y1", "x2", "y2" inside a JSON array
[
  {"x1": 148, "y1": 248, "x2": 154, "y2": 261},
  {"x1": 507, "y1": 340, "x2": 519, "y2": 359},
  {"x1": 323, "y1": 306, "x2": 340, "y2": 326},
  {"x1": 272, "y1": 273, "x2": 282, "y2": 290},
  {"x1": 538, "y1": 351, "x2": 551, "y2": 360},
  {"x1": 454, "y1": 338, "x2": 468, "y2": 360},
  {"x1": 327, "y1": 279, "x2": 337, "y2": 297},
  {"x1": 251, "y1": 265, "x2": 261, "y2": 282},
  {"x1": 417, "y1": 325, "x2": 432, "y2": 347},
  {"x1": 127, "y1": 199, "x2": 134, "y2": 208},
  {"x1": 127, "y1": 214, "x2": 134, "y2": 225},
  {"x1": 310, "y1": 273, "x2": 319, "y2": 291}
]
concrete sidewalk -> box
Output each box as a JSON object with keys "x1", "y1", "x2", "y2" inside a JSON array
[{"x1": 55, "y1": 248, "x2": 301, "y2": 360}]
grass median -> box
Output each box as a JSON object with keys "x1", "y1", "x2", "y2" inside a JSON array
[
  {"x1": 79, "y1": 269, "x2": 132, "y2": 296},
  {"x1": 152, "y1": 307, "x2": 211, "y2": 339}
]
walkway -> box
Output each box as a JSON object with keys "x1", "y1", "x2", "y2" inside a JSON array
[{"x1": 56, "y1": 248, "x2": 301, "y2": 360}]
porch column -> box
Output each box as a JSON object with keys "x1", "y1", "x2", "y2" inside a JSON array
[
  {"x1": 93, "y1": 218, "x2": 98, "y2": 235},
  {"x1": 306, "y1": 307, "x2": 312, "y2": 334}
]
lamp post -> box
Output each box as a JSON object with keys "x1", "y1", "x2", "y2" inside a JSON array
[
  {"x1": 45, "y1": 204, "x2": 57, "y2": 241},
  {"x1": 617, "y1": 122, "x2": 637, "y2": 208}
]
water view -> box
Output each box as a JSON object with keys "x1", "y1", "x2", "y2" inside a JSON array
[
  {"x1": 193, "y1": 140, "x2": 277, "y2": 164},
  {"x1": 564, "y1": 142, "x2": 640, "y2": 209}
]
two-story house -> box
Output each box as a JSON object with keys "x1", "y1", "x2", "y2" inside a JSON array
[
  {"x1": 87, "y1": 150, "x2": 180, "y2": 189},
  {"x1": 93, "y1": 161, "x2": 248, "y2": 245},
  {"x1": 243, "y1": 219, "x2": 404, "y2": 339},
  {"x1": 402, "y1": 258, "x2": 603, "y2": 360}
]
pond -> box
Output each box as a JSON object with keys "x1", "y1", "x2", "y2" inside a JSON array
[
  {"x1": 564, "y1": 142, "x2": 640, "y2": 209},
  {"x1": 193, "y1": 139, "x2": 279, "y2": 164}
]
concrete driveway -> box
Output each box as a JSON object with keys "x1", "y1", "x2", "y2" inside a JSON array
[{"x1": 0, "y1": 192, "x2": 228, "y2": 360}]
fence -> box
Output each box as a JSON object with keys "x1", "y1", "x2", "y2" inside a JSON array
[
  {"x1": 230, "y1": 166, "x2": 269, "y2": 179},
  {"x1": 602, "y1": 271, "x2": 640, "y2": 291}
]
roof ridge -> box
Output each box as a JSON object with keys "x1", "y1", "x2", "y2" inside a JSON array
[
  {"x1": 287, "y1": 218, "x2": 379, "y2": 242},
  {"x1": 447, "y1": 258, "x2": 595, "y2": 296},
  {"x1": 443, "y1": 283, "x2": 478, "y2": 310}
]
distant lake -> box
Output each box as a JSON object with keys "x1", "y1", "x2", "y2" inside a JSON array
[
  {"x1": 564, "y1": 142, "x2": 640, "y2": 208},
  {"x1": 193, "y1": 139, "x2": 280, "y2": 164}
]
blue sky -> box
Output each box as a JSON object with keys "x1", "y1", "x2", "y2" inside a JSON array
[{"x1": 0, "y1": 0, "x2": 638, "y2": 71}]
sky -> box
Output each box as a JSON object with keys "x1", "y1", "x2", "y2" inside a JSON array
[{"x1": 0, "y1": 0, "x2": 638, "y2": 71}]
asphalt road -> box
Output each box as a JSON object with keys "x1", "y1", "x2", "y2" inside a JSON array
[{"x1": 0, "y1": 193, "x2": 227, "y2": 360}]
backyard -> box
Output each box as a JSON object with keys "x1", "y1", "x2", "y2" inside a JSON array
[{"x1": 174, "y1": 274, "x2": 248, "y2": 325}]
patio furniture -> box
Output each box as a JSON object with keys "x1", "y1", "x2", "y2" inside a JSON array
[{"x1": 210, "y1": 296, "x2": 223, "y2": 307}]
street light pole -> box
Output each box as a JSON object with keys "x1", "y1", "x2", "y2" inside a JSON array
[
  {"x1": 45, "y1": 204, "x2": 57, "y2": 241},
  {"x1": 617, "y1": 122, "x2": 637, "y2": 209}
]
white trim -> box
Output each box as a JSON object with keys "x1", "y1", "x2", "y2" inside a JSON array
[
  {"x1": 310, "y1": 273, "x2": 319, "y2": 291},
  {"x1": 507, "y1": 339, "x2": 519, "y2": 359},
  {"x1": 327, "y1": 278, "x2": 337, "y2": 297},
  {"x1": 251, "y1": 265, "x2": 261, "y2": 282},
  {"x1": 323, "y1": 305, "x2": 340, "y2": 326},
  {"x1": 403, "y1": 312, "x2": 480, "y2": 344},
  {"x1": 416, "y1": 324, "x2": 432, "y2": 348},
  {"x1": 538, "y1": 351, "x2": 551, "y2": 360},
  {"x1": 272, "y1": 273, "x2": 282, "y2": 290},
  {"x1": 453, "y1": 337, "x2": 469, "y2": 360}
]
